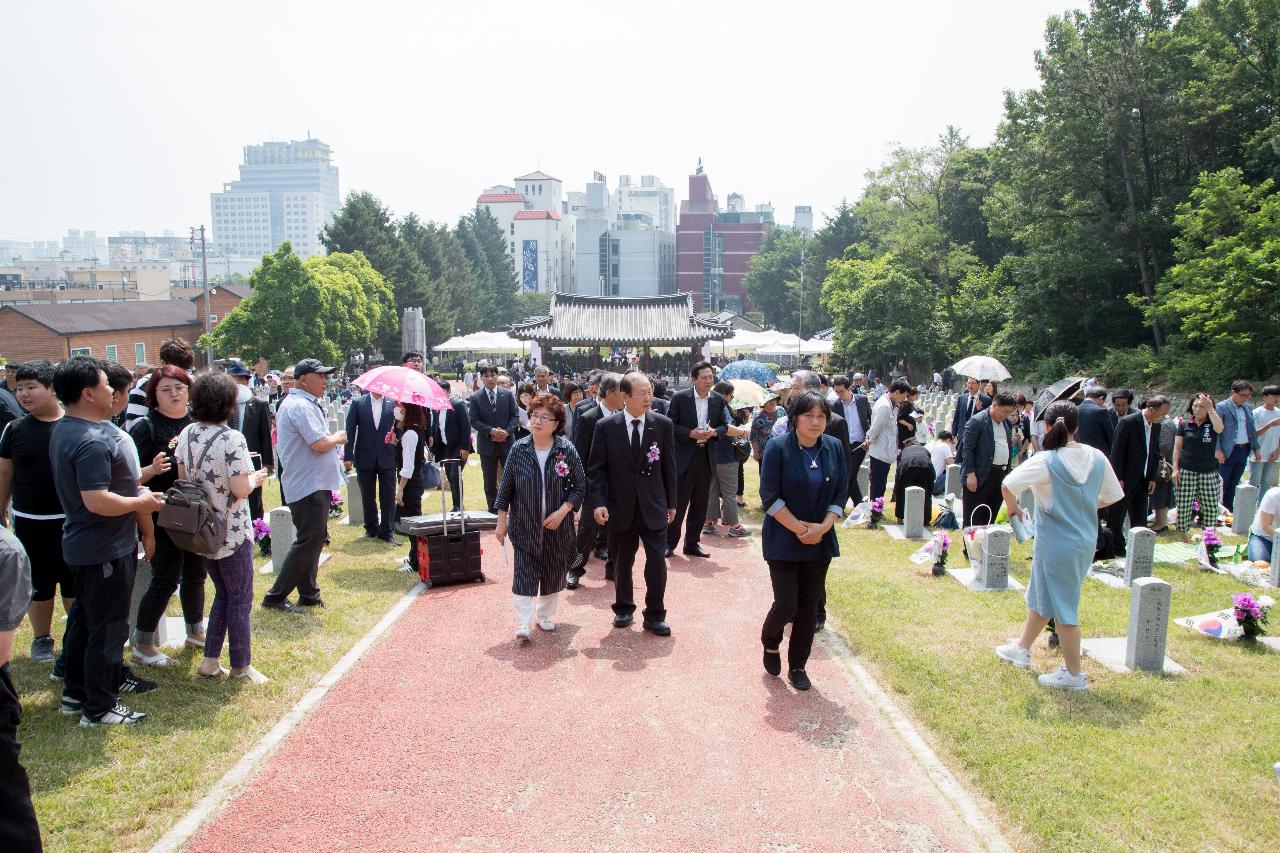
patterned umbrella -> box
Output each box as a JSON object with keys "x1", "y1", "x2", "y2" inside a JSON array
[
  {"x1": 728, "y1": 379, "x2": 772, "y2": 410},
  {"x1": 719, "y1": 360, "x2": 778, "y2": 384},
  {"x1": 351, "y1": 366, "x2": 452, "y2": 411}
]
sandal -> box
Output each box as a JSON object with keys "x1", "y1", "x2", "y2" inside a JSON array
[
  {"x1": 130, "y1": 649, "x2": 175, "y2": 667},
  {"x1": 197, "y1": 666, "x2": 230, "y2": 679}
]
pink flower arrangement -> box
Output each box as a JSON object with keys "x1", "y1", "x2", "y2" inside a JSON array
[
  {"x1": 646, "y1": 442, "x2": 660, "y2": 463},
  {"x1": 931, "y1": 530, "x2": 950, "y2": 575},
  {"x1": 553, "y1": 454, "x2": 569, "y2": 478},
  {"x1": 252, "y1": 518, "x2": 271, "y2": 542},
  {"x1": 330, "y1": 490, "x2": 343, "y2": 507},
  {"x1": 1233, "y1": 592, "x2": 1270, "y2": 640},
  {"x1": 1202, "y1": 528, "x2": 1222, "y2": 547},
  {"x1": 868, "y1": 497, "x2": 885, "y2": 529}
]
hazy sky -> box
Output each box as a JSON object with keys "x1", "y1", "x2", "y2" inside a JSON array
[{"x1": 0, "y1": 0, "x2": 1079, "y2": 239}]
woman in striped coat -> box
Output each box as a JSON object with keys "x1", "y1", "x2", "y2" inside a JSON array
[{"x1": 494, "y1": 393, "x2": 587, "y2": 640}]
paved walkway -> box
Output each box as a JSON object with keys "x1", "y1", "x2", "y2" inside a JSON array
[{"x1": 189, "y1": 532, "x2": 993, "y2": 852}]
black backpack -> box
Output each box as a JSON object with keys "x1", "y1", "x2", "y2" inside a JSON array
[{"x1": 156, "y1": 426, "x2": 230, "y2": 557}]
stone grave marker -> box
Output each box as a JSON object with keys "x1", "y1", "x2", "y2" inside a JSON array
[
  {"x1": 944, "y1": 464, "x2": 961, "y2": 498},
  {"x1": 345, "y1": 472, "x2": 364, "y2": 527},
  {"x1": 1124, "y1": 527, "x2": 1156, "y2": 585},
  {"x1": 1126, "y1": 577, "x2": 1172, "y2": 673},
  {"x1": 1272, "y1": 531, "x2": 1280, "y2": 588},
  {"x1": 269, "y1": 506, "x2": 294, "y2": 574},
  {"x1": 1232, "y1": 484, "x2": 1258, "y2": 536},
  {"x1": 975, "y1": 528, "x2": 1011, "y2": 590},
  {"x1": 857, "y1": 464, "x2": 870, "y2": 504},
  {"x1": 904, "y1": 486, "x2": 927, "y2": 539},
  {"x1": 328, "y1": 417, "x2": 340, "y2": 435}
]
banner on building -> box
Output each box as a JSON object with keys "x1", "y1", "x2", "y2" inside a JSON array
[{"x1": 522, "y1": 240, "x2": 538, "y2": 292}]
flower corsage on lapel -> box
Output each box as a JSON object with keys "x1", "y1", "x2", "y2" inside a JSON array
[
  {"x1": 641, "y1": 440, "x2": 661, "y2": 474},
  {"x1": 553, "y1": 452, "x2": 570, "y2": 478}
]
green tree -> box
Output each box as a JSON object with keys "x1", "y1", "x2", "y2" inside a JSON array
[
  {"x1": 400, "y1": 214, "x2": 476, "y2": 335},
  {"x1": 743, "y1": 229, "x2": 824, "y2": 334},
  {"x1": 201, "y1": 243, "x2": 336, "y2": 367},
  {"x1": 304, "y1": 252, "x2": 395, "y2": 363},
  {"x1": 456, "y1": 205, "x2": 520, "y2": 328},
  {"x1": 1151, "y1": 168, "x2": 1280, "y2": 381}
]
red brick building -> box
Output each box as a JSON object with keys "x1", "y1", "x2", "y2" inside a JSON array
[
  {"x1": 676, "y1": 168, "x2": 772, "y2": 314},
  {"x1": 0, "y1": 285, "x2": 249, "y2": 368}
]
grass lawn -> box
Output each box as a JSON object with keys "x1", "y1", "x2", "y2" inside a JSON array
[{"x1": 10, "y1": 464, "x2": 492, "y2": 853}]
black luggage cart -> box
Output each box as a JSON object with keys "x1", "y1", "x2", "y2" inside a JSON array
[{"x1": 397, "y1": 458, "x2": 491, "y2": 588}]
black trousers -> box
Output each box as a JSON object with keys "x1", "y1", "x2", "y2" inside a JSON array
[
  {"x1": 247, "y1": 484, "x2": 264, "y2": 524},
  {"x1": 573, "y1": 507, "x2": 613, "y2": 577},
  {"x1": 668, "y1": 446, "x2": 712, "y2": 550},
  {"x1": 263, "y1": 490, "x2": 328, "y2": 605},
  {"x1": 869, "y1": 456, "x2": 891, "y2": 502},
  {"x1": 847, "y1": 445, "x2": 868, "y2": 505},
  {"x1": 479, "y1": 452, "x2": 506, "y2": 512},
  {"x1": 439, "y1": 457, "x2": 463, "y2": 511},
  {"x1": 762, "y1": 558, "x2": 830, "y2": 671},
  {"x1": 611, "y1": 513, "x2": 668, "y2": 622},
  {"x1": 63, "y1": 552, "x2": 136, "y2": 716},
  {"x1": 135, "y1": 522, "x2": 206, "y2": 632},
  {"x1": 356, "y1": 465, "x2": 396, "y2": 537},
  {"x1": 396, "y1": 473, "x2": 425, "y2": 562},
  {"x1": 1106, "y1": 479, "x2": 1149, "y2": 555},
  {"x1": 893, "y1": 465, "x2": 936, "y2": 523},
  {"x1": 0, "y1": 665, "x2": 41, "y2": 852},
  {"x1": 962, "y1": 465, "x2": 1008, "y2": 528}
]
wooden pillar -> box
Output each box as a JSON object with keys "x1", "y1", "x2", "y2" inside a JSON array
[{"x1": 592, "y1": 346, "x2": 599, "y2": 370}]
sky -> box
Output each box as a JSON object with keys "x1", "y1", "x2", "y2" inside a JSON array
[{"x1": 0, "y1": 0, "x2": 1081, "y2": 239}]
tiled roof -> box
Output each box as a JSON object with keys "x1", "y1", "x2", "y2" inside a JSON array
[
  {"x1": 186, "y1": 284, "x2": 251, "y2": 302},
  {"x1": 2, "y1": 300, "x2": 199, "y2": 335},
  {"x1": 477, "y1": 193, "x2": 526, "y2": 204},
  {"x1": 513, "y1": 210, "x2": 561, "y2": 221},
  {"x1": 813, "y1": 326, "x2": 835, "y2": 341},
  {"x1": 516, "y1": 171, "x2": 559, "y2": 182},
  {"x1": 510, "y1": 292, "x2": 732, "y2": 345}
]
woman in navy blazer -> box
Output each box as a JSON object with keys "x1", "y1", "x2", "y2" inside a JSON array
[
  {"x1": 758, "y1": 391, "x2": 847, "y2": 690},
  {"x1": 494, "y1": 393, "x2": 586, "y2": 641}
]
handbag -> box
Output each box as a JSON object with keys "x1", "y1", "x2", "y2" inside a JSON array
[
  {"x1": 733, "y1": 438, "x2": 751, "y2": 464},
  {"x1": 1155, "y1": 458, "x2": 1175, "y2": 487},
  {"x1": 157, "y1": 426, "x2": 230, "y2": 557},
  {"x1": 421, "y1": 461, "x2": 442, "y2": 490}
]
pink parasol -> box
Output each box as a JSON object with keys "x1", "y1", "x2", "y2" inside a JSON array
[{"x1": 351, "y1": 366, "x2": 451, "y2": 411}]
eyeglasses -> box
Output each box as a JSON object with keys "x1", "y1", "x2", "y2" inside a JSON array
[{"x1": 528, "y1": 413, "x2": 556, "y2": 424}]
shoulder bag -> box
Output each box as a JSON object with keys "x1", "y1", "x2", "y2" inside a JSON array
[{"x1": 157, "y1": 426, "x2": 230, "y2": 557}]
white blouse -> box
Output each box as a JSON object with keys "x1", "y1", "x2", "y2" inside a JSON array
[
  {"x1": 1002, "y1": 442, "x2": 1124, "y2": 513},
  {"x1": 399, "y1": 429, "x2": 419, "y2": 480}
]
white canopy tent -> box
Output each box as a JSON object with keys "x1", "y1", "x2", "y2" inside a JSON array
[
  {"x1": 754, "y1": 337, "x2": 832, "y2": 357},
  {"x1": 433, "y1": 331, "x2": 527, "y2": 353}
]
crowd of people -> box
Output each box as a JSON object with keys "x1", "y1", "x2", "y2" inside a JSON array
[{"x1": 1, "y1": 339, "x2": 1278, "y2": 845}]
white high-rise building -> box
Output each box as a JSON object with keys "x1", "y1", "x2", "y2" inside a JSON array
[
  {"x1": 794, "y1": 205, "x2": 813, "y2": 235},
  {"x1": 572, "y1": 174, "x2": 676, "y2": 296},
  {"x1": 477, "y1": 171, "x2": 576, "y2": 295},
  {"x1": 210, "y1": 138, "x2": 340, "y2": 259}
]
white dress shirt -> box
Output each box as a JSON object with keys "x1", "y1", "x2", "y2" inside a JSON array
[
  {"x1": 694, "y1": 391, "x2": 710, "y2": 427},
  {"x1": 992, "y1": 420, "x2": 1010, "y2": 466},
  {"x1": 370, "y1": 394, "x2": 383, "y2": 430}
]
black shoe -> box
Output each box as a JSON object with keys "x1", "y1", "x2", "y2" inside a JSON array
[
  {"x1": 613, "y1": 613, "x2": 634, "y2": 628},
  {"x1": 605, "y1": 571, "x2": 615, "y2": 582},
  {"x1": 642, "y1": 620, "x2": 671, "y2": 636},
  {"x1": 593, "y1": 546, "x2": 609, "y2": 561},
  {"x1": 664, "y1": 547, "x2": 675, "y2": 558},
  {"x1": 788, "y1": 669, "x2": 812, "y2": 691},
  {"x1": 119, "y1": 667, "x2": 158, "y2": 695},
  {"x1": 262, "y1": 599, "x2": 302, "y2": 613},
  {"x1": 814, "y1": 619, "x2": 825, "y2": 632},
  {"x1": 50, "y1": 659, "x2": 65, "y2": 681},
  {"x1": 1048, "y1": 631, "x2": 1060, "y2": 649},
  {"x1": 932, "y1": 563, "x2": 945, "y2": 577},
  {"x1": 297, "y1": 598, "x2": 326, "y2": 608},
  {"x1": 364, "y1": 531, "x2": 380, "y2": 539},
  {"x1": 763, "y1": 649, "x2": 782, "y2": 677},
  {"x1": 566, "y1": 572, "x2": 581, "y2": 589},
  {"x1": 379, "y1": 536, "x2": 402, "y2": 546},
  {"x1": 682, "y1": 545, "x2": 711, "y2": 558}
]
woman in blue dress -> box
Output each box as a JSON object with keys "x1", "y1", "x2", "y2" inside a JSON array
[{"x1": 995, "y1": 401, "x2": 1123, "y2": 692}]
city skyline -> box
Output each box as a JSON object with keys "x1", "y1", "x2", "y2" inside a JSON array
[{"x1": 0, "y1": 1, "x2": 1075, "y2": 238}]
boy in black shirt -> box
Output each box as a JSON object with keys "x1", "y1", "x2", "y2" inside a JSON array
[{"x1": 0, "y1": 360, "x2": 69, "y2": 664}]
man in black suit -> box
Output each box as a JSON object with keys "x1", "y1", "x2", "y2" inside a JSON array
[
  {"x1": 573, "y1": 370, "x2": 601, "y2": 419},
  {"x1": 832, "y1": 375, "x2": 871, "y2": 505},
  {"x1": 1106, "y1": 395, "x2": 1170, "y2": 554},
  {"x1": 569, "y1": 373, "x2": 624, "y2": 586},
  {"x1": 1076, "y1": 387, "x2": 1116, "y2": 454},
  {"x1": 588, "y1": 372, "x2": 677, "y2": 635},
  {"x1": 468, "y1": 365, "x2": 518, "y2": 512},
  {"x1": 665, "y1": 361, "x2": 730, "y2": 557},
  {"x1": 650, "y1": 379, "x2": 670, "y2": 415},
  {"x1": 950, "y1": 376, "x2": 990, "y2": 467},
  {"x1": 227, "y1": 363, "x2": 274, "y2": 553},
  {"x1": 961, "y1": 391, "x2": 1017, "y2": 527},
  {"x1": 430, "y1": 382, "x2": 473, "y2": 511},
  {"x1": 344, "y1": 387, "x2": 399, "y2": 542}
]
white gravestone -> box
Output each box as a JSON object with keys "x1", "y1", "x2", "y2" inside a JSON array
[
  {"x1": 345, "y1": 472, "x2": 364, "y2": 527},
  {"x1": 1232, "y1": 485, "x2": 1258, "y2": 536},
  {"x1": 1124, "y1": 527, "x2": 1156, "y2": 585},
  {"x1": 328, "y1": 417, "x2": 340, "y2": 435},
  {"x1": 904, "y1": 486, "x2": 927, "y2": 539},
  {"x1": 944, "y1": 464, "x2": 962, "y2": 498},
  {"x1": 269, "y1": 506, "x2": 294, "y2": 574},
  {"x1": 976, "y1": 528, "x2": 1011, "y2": 590},
  {"x1": 1126, "y1": 577, "x2": 1172, "y2": 673},
  {"x1": 1272, "y1": 531, "x2": 1280, "y2": 588},
  {"x1": 857, "y1": 464, "x2": 870, "y2": 504}
]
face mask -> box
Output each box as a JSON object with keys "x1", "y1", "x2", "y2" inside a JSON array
[
  {"x1": 394, "y1": 406, "x2": 405, "y2": 421},
  {"x1": 235, "y1": 384, "x2": 252, "y2": 404}
]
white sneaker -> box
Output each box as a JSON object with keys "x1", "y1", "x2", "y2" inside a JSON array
[
  {"x1": 995, "y1": 641, "x2": 1031, "y2": 669},
  {"x1": 537, "y1": 619, "x2": 556, "y2": 632},
  {"x1": 515, "y1": 627, "x2": 531, "y2": 642},
  {"x1": 79, "y1": 703, "x2": 147, "y2": 727},
  {"x1": 1037, "y1": 666, "x2": 1088, "y2": 692}
]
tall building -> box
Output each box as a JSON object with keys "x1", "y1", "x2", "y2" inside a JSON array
[
  {"x1": 571, "y1": 173, "x2": 676, "y2": 297},
  {"x1": 794, "y1": 205, "x2": 813, "y2": 235},
  {"x1": 676, "y1": 164, "x2": 772, "y2": 313},
  {"x1": 210, "y1": 138, "x2": 340, "y2": 259},
  {"x1": 476, "y1": 171, "x2": 575, "y2": 294}
]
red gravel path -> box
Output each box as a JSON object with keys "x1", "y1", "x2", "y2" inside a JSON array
[{"x1": 189, "y1": 533, "x2": 986, "y2": 852}]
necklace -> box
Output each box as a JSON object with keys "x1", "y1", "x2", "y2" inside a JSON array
[{"x1": 801, "y1": 443, "x2": 821, "y2": 469}]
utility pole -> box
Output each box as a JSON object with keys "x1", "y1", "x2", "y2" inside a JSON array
[
  {"x1": 797, "y1": 239, "x2": 806, "y2": 359},
  {"x1": 191, "y1": 225, "x2": 211, "y2": 367}
]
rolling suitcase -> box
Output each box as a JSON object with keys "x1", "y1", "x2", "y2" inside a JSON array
[{"x1": 403, "y1": 459, "x2": 486, "y2": 588}]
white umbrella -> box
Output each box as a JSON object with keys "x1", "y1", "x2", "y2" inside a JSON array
[{"x1": 951, "y1": 355, "x2": 1011, "y2": 381}]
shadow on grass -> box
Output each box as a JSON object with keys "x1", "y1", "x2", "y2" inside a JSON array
[
  {"x1": 485, "y1": 624, "x2": 582, "y2": 671},
  {"x1": 581, "y1": 627, "x2": 674, "y2": 672},
  {"x1": 760, "y1": 673, "x2": 859, "y2": 749},
  {"x1": 1022, "y1": 685, "x2": 1157, "y2": 728}
]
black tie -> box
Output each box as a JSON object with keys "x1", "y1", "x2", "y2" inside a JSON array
[
  {"x1": 488, "y1": 390, "x2": 496, "y2": 408},
  {"x1": 631, "y1": 419, "x2": 641, "y2": 454}
]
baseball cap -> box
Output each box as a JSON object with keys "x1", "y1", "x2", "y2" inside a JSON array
[{"x1": 294, "y1": 358, "x2": 336, "y2": 379}]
